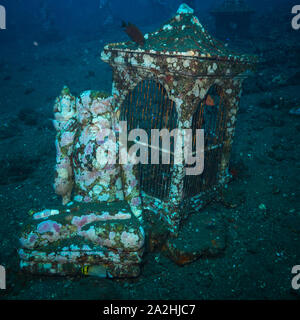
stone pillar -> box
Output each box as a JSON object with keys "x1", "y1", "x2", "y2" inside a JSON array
[{"x1": 218, "y1": 78, "x2": 243, "y2": 184}]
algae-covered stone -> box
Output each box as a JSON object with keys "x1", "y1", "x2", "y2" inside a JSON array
[{"x1": 162, "y1": 210, "x2": 227, "y2": 265}]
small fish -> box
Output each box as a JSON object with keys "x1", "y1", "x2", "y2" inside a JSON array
[
  {"x1": 82, "y1": 265, "x2": 107, "y2": 278},
  {"x1": 122, "y1": 21, "x2": 145, "y2": 46},
  {"x1": 205, "y1": 94, "x2": 215, "y2": 106}
]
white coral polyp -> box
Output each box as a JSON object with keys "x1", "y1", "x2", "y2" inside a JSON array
[
  {"x1": 177, "y1": 3, "x2": 194, "y2": 15},
  {"x1": 55, "y1": 96, "x2": 76, "y2": 121},
  {"x1": 120, "y1": 231, "x2": 140, "y2": 250}
]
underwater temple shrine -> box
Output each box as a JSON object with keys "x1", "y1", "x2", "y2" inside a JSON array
[{"x1": 18, "y1": 4, "x2": 255, "y2": 278}]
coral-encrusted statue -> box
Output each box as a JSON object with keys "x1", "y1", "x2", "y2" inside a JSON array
[
  {"x1": 18, "y1": 87, "x2": 145, "y2": 278},
  {"x1": 53, "y1": 87, "x2": 143, "y2": 220}
]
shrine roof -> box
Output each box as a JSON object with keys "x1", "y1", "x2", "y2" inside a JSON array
[{"x1": 102, "y1": 4, "x2": 256, "y2": 65}]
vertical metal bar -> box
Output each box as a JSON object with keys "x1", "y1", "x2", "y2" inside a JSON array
[
  {"x1": 161, "y1": 92, "x2": 168, "y2": 198},
  {"x1": 216, "y1": 89, "x2": 226, "y2": 181},
  {"x1": 144, "y1": 80, "x2": 153, "y2": 196},
  {"x1": 119, "y1": 79, "x2": 177, "y2": 200}
]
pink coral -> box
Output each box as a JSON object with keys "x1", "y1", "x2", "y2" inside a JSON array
[
  {"x1": 102, "y1": 97, "x2": 113, "y2": 107},
  {"x1": 120, "y1": 231, "x2": 140, "y2": 250},
  {"x1": 131, "y1": 197, "x2": 141, "y2": 207},
  {"x1": 98, "y1": 117, "x2": 111, "y2": 129},
  {"x1": 71, "y1": 214, "x2": 92, "y2": 229},
  {"x1": 33, "y1": 209, "x2": 59, "y2": 220},
  {"x1": 83, "y1": 195, "x2": 92, "y2": 203},
  {"x1": 79, "y1": 127, "x2": 92, "y2": 145},
  {"x1": 54, "y1": 178, "x2": 73, "y2": 204},
  {"x1": 78, "y1": 108, "x2": 92, "y2": 124},
  {"x1": 20, "y1": 233, "x2": 38, "y2": 249},
  {"x1": 84, "y1": 170, "x2": 101, "y2": 187},
  {"x1": 55, "y1": 140, "x2": 62, "y2": 159},
  {"x1": 84, "y1": 142, "x2": 93, "y2": 155},
  {"x1": 91, "y1": 100, "x2": 110, "y2": 115},
  {"x1": 37, "y1": 220, "x2": 62, "y2": 234},
  {"x1": 130, "y1": 179, "x2": 137, "y2": 188},
  {"x1": 78, "y1": 226, "x2": 98, "y2": 243},
  {"x1": 60, "y1": 131, "x2": 75, "y2": 147},
  {"x1": 80, "y1": 92, "x2": 92, "y2": 106}
]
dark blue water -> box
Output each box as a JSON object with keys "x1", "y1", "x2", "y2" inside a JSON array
[{"x1": 0, "y1": 0, "x2": 299, "y2": 300}]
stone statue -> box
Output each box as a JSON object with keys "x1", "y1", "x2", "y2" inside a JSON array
[{"x1": 18, "y1": 87, "x2": 145, "y2": 278}]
